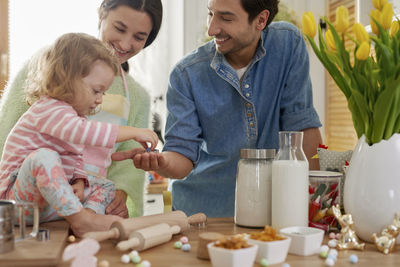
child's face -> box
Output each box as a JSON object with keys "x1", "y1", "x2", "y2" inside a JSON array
[{"x1": 72, "y1": 60, "x2": 115, "y2": 116}]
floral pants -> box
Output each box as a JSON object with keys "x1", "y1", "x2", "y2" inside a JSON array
[{"x1": 6, "y1": 148, "x2": 115, "y2": 224}]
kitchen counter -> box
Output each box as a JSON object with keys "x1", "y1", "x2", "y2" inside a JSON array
[{"x1": 56, "y1": 218, "x2": 400, "y2": 267}]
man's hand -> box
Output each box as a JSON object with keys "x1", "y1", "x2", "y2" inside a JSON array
[
  {"x1": 71, "y1": 179, "x2": 85, "y2": 202},
  {"x1": 112, "y1": 148, "x2": 167, "y2": 171},
  {"x1": 111, "y1": 147, "x2": 146, "y2": 161},
  {"x1": 112, "y1": 149, "x2": 193, "y2": 179},
  {"x1": 106, "y1": 190, "x2": 129, "y2": 218}
]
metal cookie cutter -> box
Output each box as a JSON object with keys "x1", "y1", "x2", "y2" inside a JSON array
[{"x1": 36, "y1": 228, "x2": 50, "y2": 242}]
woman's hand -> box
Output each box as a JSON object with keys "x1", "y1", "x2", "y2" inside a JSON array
[{"x1": 106, "y1": 190, "x2": 129, "y2": 218}]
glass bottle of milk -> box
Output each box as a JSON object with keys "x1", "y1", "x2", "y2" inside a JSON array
[{"x1": 271, "y1": 131, "x2": 309, "y2": 230}]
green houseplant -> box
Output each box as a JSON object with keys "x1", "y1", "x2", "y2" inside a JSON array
[{"x1": 302, "y1": 0, "x2": 400, "y2": 145}]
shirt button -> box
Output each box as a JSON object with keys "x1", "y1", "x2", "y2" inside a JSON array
[
  {"x1": 245, "y1": 93, "x2": 250, "y2": 97},
  {"x1": 249, "y1": 122, "x2": 254, "y2": 127},
  {"x1": 247, "y1": 113, "x2": 252, "y2": 117},
  {"x1": 246, "y1": 103, "x2": 251, "y2": 108},
  {"x1": 245, "y1": 84, "x2": 250, "y2": 88}
]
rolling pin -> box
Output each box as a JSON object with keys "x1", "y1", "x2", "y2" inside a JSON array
[
  {"x1": 116, "y1": 223, "x2": 181, "y2": 251},
  {"x1": 83, "y1": 210, "x2": 206, "y2": 242}
]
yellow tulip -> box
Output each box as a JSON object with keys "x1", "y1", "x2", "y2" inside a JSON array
[
  {"x1": 356, "y1": 42, "x2": 370, "y2": 61},
  {"x1": 325, "y1": 29, "x2": 336, "y2": 51},
  {"x1": 336, "y1": 6, "x2": 349, "y2": 33},
  {"x1": 302, "y1": 12, "x2": 317, "y2": 38},
  {"x1": 370, "y1": 9, "x2": 381, "y2": 35},
  {"x1": 353, "y1": 23, "x2": 369, "y2": 43},
  {"x1": 372, "y1": 0, "x2": 388, "y2": 10},
  {"x1": 390, "y1": 20, "x2": 399, "y2": 37},
  {"x1": 381, "y1": 3, "x2": 394, "y2": 30}
]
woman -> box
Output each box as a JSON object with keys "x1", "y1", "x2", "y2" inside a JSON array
[{"x1": 0, "y1": 0, "x2": 163, "y2": 218}]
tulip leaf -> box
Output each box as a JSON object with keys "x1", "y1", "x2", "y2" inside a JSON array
[
  {"x1": 383, "y1": 83, "x2": 400, "y2": 139},
  {"x1": 371, "y1": 85, "x2": 396, "y2": 143}
]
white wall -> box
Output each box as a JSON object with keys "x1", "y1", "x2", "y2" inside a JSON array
[
  {"x1": 183, "y1": 0, "x2": 209, "y2": 55},
  {"x1": 129, "y1": 0, "x2": 185, "y2": 125},
  {"x1": 281, "y1": 0, "x2": 326, "y2": 140},
  {"x1": 129, "y1": 0, "x2": 208, "y2": 107}
]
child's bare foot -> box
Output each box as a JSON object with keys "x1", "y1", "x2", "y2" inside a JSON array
[{"x1": 65, "y1": 208, "x2": 122, "y2": 237}]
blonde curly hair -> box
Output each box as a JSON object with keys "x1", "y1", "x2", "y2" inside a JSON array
[{"x1": 25, "y1": 32, "x2": 119, "y2": 105}]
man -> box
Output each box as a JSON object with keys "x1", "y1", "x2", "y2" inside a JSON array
[{"x1": 112, "y1": 0, "x2": 322, "y2": 217}]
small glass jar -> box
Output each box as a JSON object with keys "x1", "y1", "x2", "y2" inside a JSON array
[
  {"x1": 235, "y1": 149, "x2": 276, "y2": 228},
  {"x1": 308, "y1": 170, "x2": 342, "y2": 231}
]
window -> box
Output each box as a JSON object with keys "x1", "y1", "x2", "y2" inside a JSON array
[{"x1": 325, "y1": 0, "x2": 358, "y2": 151}]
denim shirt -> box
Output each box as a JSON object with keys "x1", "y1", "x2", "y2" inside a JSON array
[{"x1": 164, "y1": 22, "x2": 322, "y2": 217}]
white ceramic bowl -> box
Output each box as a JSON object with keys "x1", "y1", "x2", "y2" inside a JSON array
[
  {"x1": 280, "y1": 226, "x2": 324, "y2": 256},
  {"x1": 207, "y1": 242, "x2": 258, "y2": 267},
  {"x1": 246, "y1": 235, "x2": 291, "y2": 265}
]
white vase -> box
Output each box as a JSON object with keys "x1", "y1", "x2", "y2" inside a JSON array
[{"x1": 344, "y1": 134, "x2": 400, "y2": 243}]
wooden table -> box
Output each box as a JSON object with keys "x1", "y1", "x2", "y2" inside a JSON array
[
  {"x1": 0, "y1": 221, "x2": 69, "y2": 267},
  {"x1": 56, "y1": 218, "x2": 400, "y2": 267}
]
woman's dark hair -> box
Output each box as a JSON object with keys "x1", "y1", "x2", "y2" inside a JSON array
[
  {"x1": 240, "y1": 0, "x2": 279, "y2": 28},
  {"x1": 99, "y1": 0, "x2": 163, "y2": 71}
]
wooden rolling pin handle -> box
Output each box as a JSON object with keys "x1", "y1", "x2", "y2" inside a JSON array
[
  {"x1": 188, "y1": 213, "x2": 207, "y2": 225},
  {"x1": 82, "y1": 227, "x2": 120, "y2": 242},
  {"x1": 170, "y1": 225, "x2": 181, "y2": 235},
  {"x1": 116, "y1": 237, "x2": 140, "y2": 251},
  {"x1": 117, "y1": 224, "x2": 181, "y2": 251}
]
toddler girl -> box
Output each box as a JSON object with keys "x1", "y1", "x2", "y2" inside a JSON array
[{"x1": 0, "y1": 32, "x2": 158, "y2": 236}]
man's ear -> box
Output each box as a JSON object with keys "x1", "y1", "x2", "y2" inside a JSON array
[{"x1": 256, "y1": 10, "x2": 270, "y2": 30}]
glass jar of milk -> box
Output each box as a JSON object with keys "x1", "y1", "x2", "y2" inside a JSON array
[
  {"x1": 235, "y1": 149, "x2": 276, "y2": 227},
  {"x1": 271, "y1": 131, "x2": 309, "y2": 230}
]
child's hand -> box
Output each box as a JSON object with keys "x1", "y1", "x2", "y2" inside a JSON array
[
  {"x1": 71, "y1": 179, "x2": 85, "y2": 202},
  {"x1": 132, "y1": 128, "x2": 159, "y2": 150},
  {"x1": 117, "y1": 126, "x2": 159, "y2": 150}
]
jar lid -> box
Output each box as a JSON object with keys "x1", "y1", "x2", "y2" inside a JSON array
[
  {"x1": 309, "y1": 170, "x2": 342, "y2": 178},
  {"x1": 240, "y1": 149, "x2": 275, "y2": 159}
]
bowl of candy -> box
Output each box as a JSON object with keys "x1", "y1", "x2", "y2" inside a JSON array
[
  {"x1": 245, "y1": 226, "x2": 291, "y2": 265},
  {"x1": 280, "y1": 226, "x2": 324, "y2": 256},
  {"x1": 207, "y1": 234, "x2": 258, "y2": 267}
]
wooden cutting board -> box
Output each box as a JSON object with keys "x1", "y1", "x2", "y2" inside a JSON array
[{"x1": 0, "y1": 220, "x2": 69, "y2": 267}]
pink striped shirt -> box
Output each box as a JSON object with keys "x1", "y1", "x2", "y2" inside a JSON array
[{"x1": 0, "y1": 96, "x2": 118, "y2": 198}]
